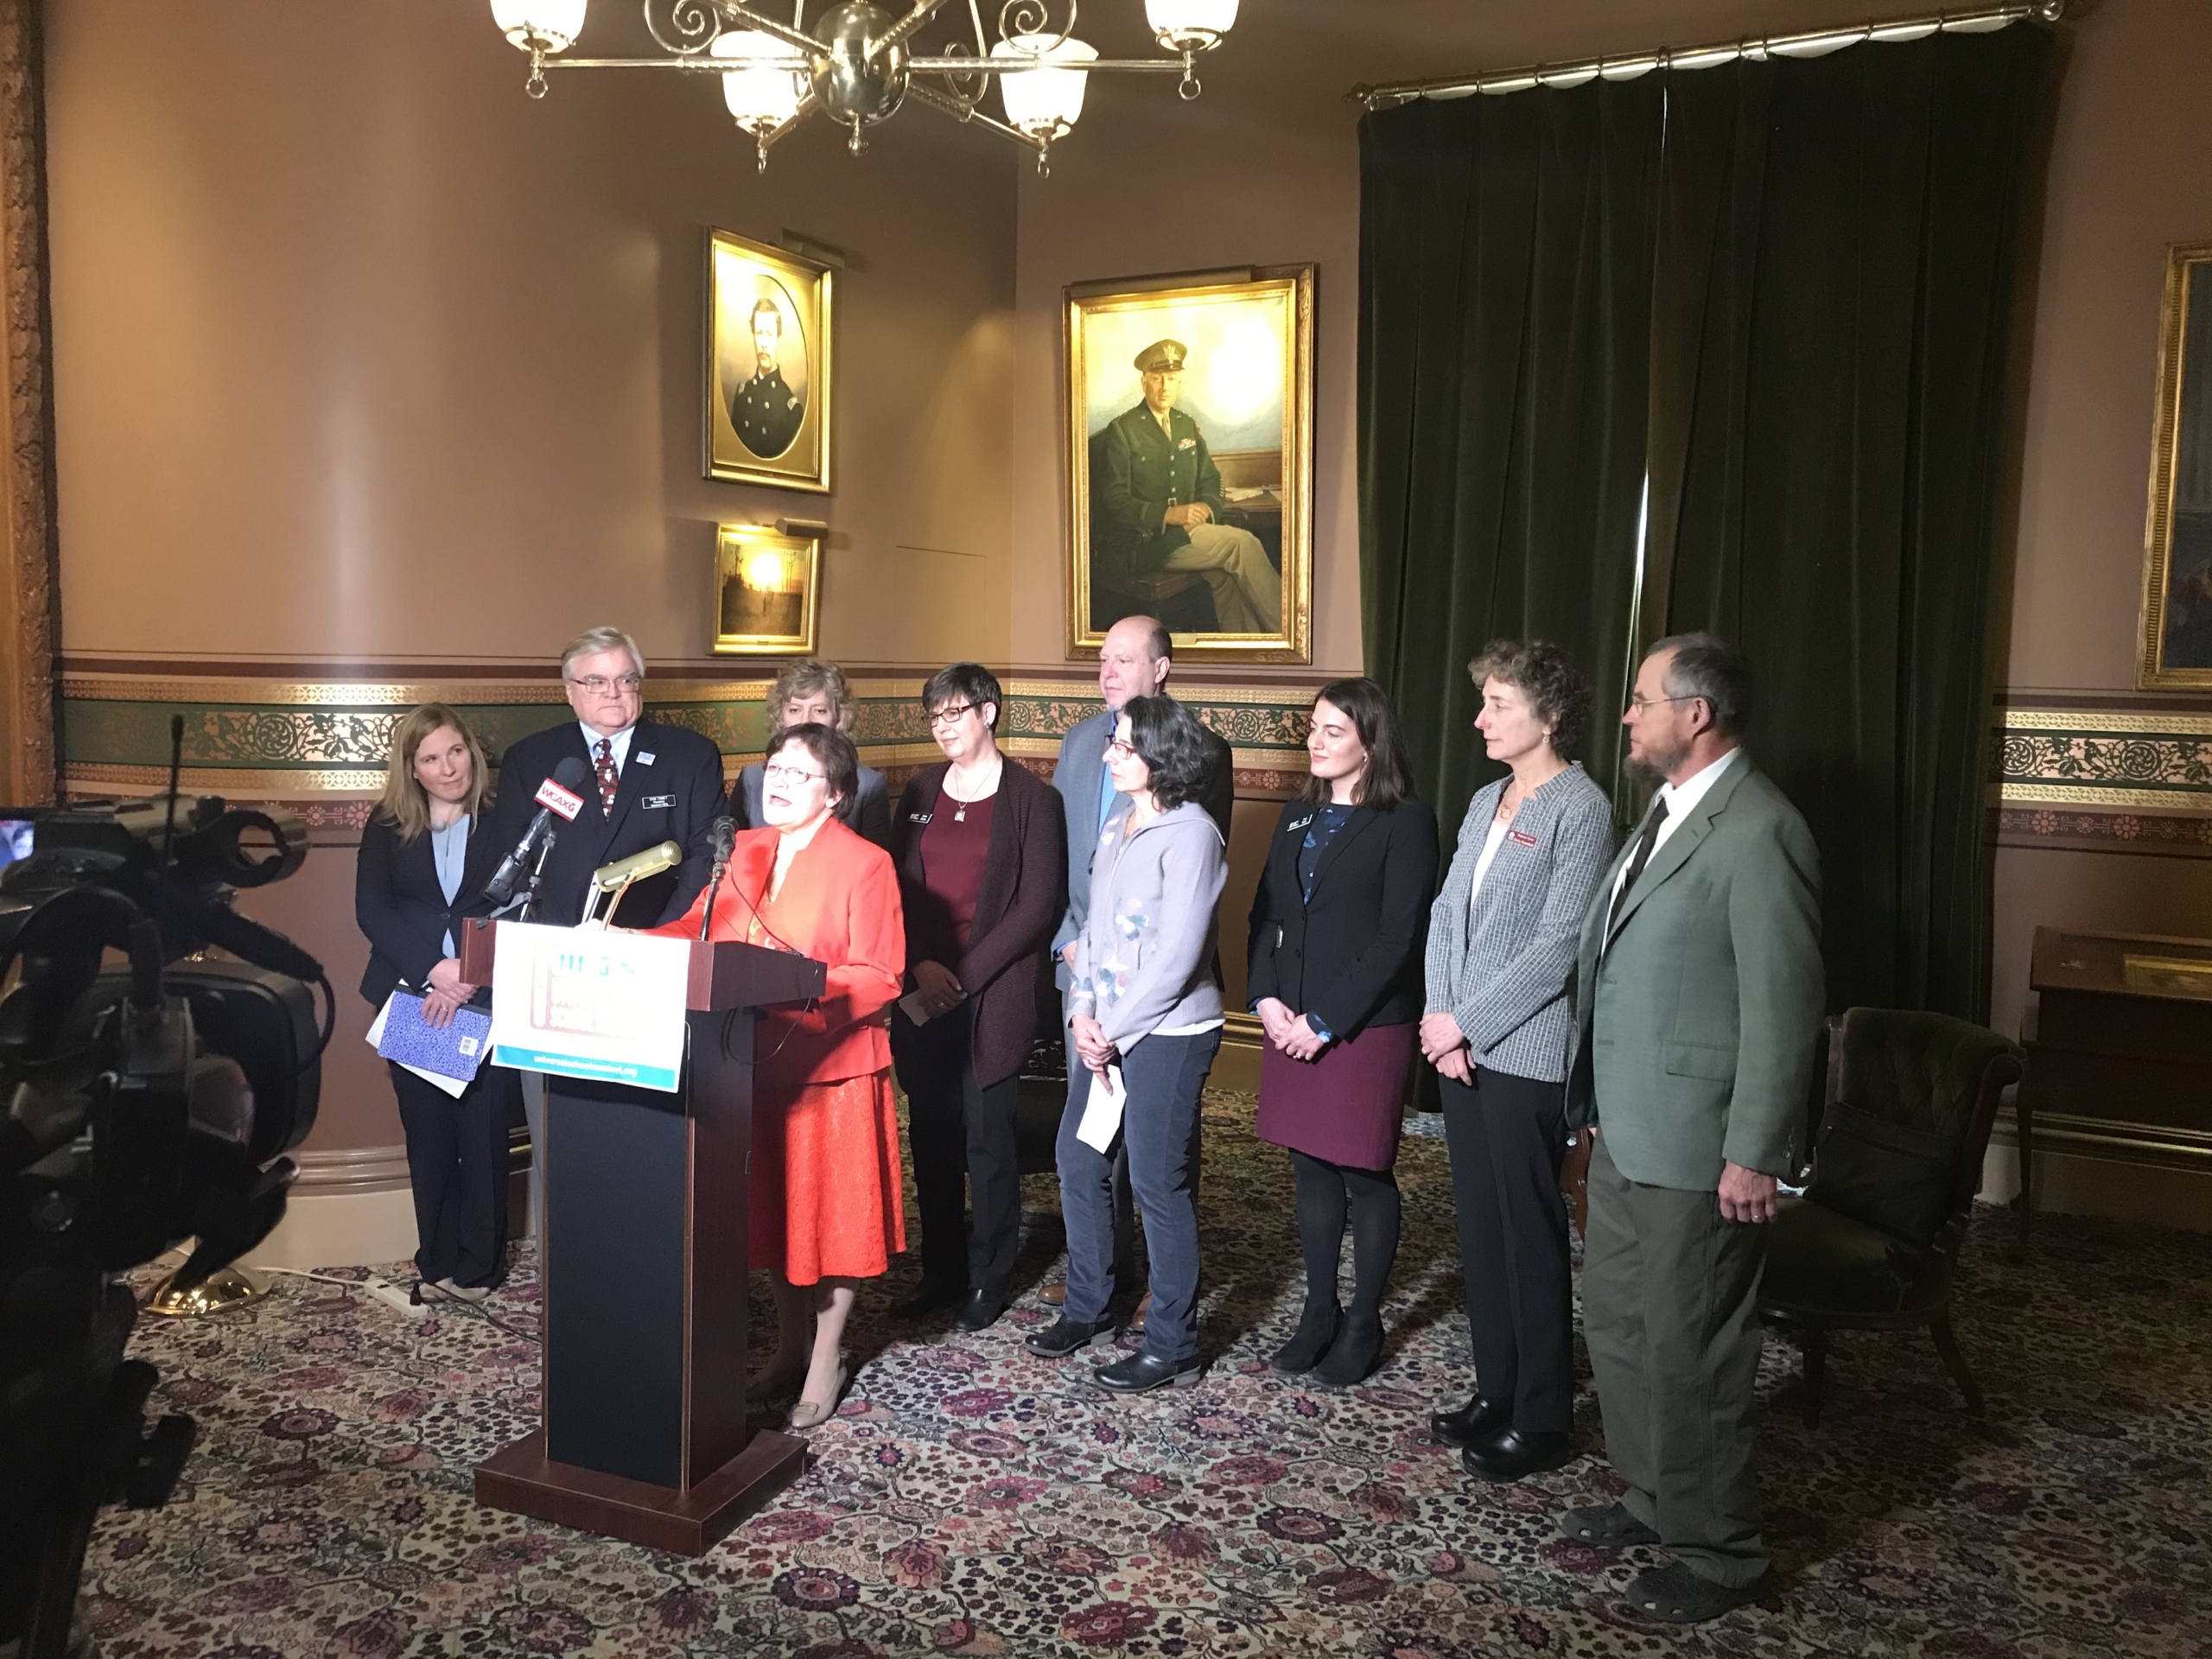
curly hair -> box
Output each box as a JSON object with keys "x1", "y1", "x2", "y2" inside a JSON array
[
  {"x1": 766, "y1": 659, "x2": 858, "y2": 736},
  {"x1": 1120, "y1": 696, "x2": 1214, "y2": 812},
  {"x1": 766, "y1": 722, "x2": 860, "y2": 821},
  {"x1": 1466, "y1": 639, "x2": 1592, "y2": 757}
]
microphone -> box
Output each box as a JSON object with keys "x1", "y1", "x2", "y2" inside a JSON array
[
  {"x1": 698, "y1": 817, "x2": 737, "y2": 942},
  {"x1": 484, "y1": 755, "x2": 590, "y2": 905},
  {"x1": 589, "y1": 839, "x2": 683, "y2": 893}
]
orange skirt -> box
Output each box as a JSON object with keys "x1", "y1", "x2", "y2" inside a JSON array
[{"x1": 750, "y1": 1069, "x2": 906, "y2": 1285}]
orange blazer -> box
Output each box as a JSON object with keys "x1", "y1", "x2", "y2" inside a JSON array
[{"x1": 652, "y1": 819, "x2": 906, "y2": 1092}]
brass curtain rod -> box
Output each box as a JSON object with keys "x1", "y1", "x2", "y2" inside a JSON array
[{"x1": 1346, "y1": 0, "x2": 2063, "y2": 109}]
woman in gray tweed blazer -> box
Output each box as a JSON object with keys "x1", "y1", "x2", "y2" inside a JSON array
[{"x1": 1421, "y1": 641, "x2": 1616, "y2": 1484}]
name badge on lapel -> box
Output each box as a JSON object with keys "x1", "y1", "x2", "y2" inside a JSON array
[
  {"x1": 1509, "y1": 829, "x2": 1539, "y2": 848},
  {"x1": 641, "y1": 793, "x2": 677, "y2": 810},
  {"x1": 1286, "y1": 813, "x2": 1314, "y2": 835},
  {"x1": 909, "y1": 811, "x2": 932, "y2": 825},
  {"x1": 635, "y1": 752, "x2": 656, "y2": 766}
]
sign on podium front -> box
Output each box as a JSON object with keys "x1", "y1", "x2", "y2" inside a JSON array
[{"x1": 486, "y1": 922, "x2": 691, "y2": 1092}]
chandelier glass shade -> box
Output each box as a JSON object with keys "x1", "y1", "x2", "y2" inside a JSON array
[
  {"x1": 712, "y1": 29, "x2": 808, "y2": 134},
  {"x1": 486, "y1": 0, "x2": 1236, "y2": 168},
  {"x1": 1145, "y1": 0, "x2": 1239, "y2": 54},
  {"x1": 490, "y1": 0, "x2": 590, "y2": 54},
  {"x1": 993, "y1": 34, "x2": 1099, "y2": 142}
]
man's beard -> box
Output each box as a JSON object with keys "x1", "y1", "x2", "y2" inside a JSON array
[{"x1": 1624, "y1": 738, "x2": 1690, "y2": 783}]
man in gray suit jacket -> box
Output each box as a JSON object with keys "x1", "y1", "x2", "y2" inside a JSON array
[
  {"x1": 1560, "y1": 633, "x2": 1822, "y2": 1623},
  {"x1": 1039, "y1": 614, "x2": 1233, "y2": 1310}
]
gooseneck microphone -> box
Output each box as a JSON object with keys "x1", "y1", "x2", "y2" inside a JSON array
[
  {"x1": 697, "y1": 816, "x2": 737, "y2": 943},
  {"x1": 484, "y1": 754, "x2": 590, "y2": 905}
]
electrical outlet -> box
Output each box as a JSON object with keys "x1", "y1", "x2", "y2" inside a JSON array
[{"x1": 363, "y1": 1275, "x2": 426, "y2": 1319}]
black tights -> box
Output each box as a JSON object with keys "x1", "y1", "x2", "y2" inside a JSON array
[{"x1": 1288, "y1": 1148, "x2": 1401, "y2": 1324}]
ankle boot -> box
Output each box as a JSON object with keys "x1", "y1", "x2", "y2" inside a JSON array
[
  {"x1": 1269, "y1": 1298, "x2": 1341, "y2": 1375},
  {"x1": 1312, "y1": 1312, "x2": 1382, "y2": 1388}
]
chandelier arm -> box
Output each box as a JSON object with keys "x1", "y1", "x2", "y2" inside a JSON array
[
  {"x1": 762, "y1": 88, "x2": 820, "y2": 147},
  {"x1": 909, "y1": 56, "x2": 1183, "y2": 72},
  {"x1": 643, "y1": 0, "x2": 726, "y2": 55},
  {"x1": 872, "y1": 0, "x2": 961, "y2": 57},
  {"x1": 711, "y1": 1, "x2": 823, "y2": 58},
  {"x1": 995, "y1": 0, "x2": 1077, "y2": 54},
  {"x1": 906, "y1": 78, "x2": 1045, "y2": 150}
]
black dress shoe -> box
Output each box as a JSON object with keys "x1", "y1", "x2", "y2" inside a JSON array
[
  {"x1": 1559, "y1": 1502, "x2": 1661, "y2": 1548},
  {"x1": 1622, "y1": 1562, "x2": 1770, "y2": 1623},
  {"x1": 1461, "y1": 1427, "x2": 1573, "y2": 1482},
  {"x1": 1430, "y1": 1395, "x2": 1510, "y2": 1448},
  {"x1": 1269, "y1": 1300, "x2": 1340, "y2": 1375},
  {"x1": 1025, "y1": 1314, "x2": 1117, "y2": 1357},
  {"x1": 954, "y1": 1288, "x2": 1007, "y2": 1332},
  {"x1": 1311, "y1": 1314, "x2": 1382, "y2": 1389},
  {"x1": 892, "y1": 1278, "x2": 966, "y2": 1319},
  {"x1": 1094, "y1": 1351, "x2": 1203, "y2": 1393}
]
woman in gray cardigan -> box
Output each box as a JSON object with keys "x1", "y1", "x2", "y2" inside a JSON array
[
  {"x1": 1422, "y1": 641, "x2": 1616, "y2": 1483},
  {"x1": 1028, "y1": 696, "x2": 1228, "y2": 1394}
]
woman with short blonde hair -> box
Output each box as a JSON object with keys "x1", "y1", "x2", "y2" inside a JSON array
[
  {"x1": 356, "y1": 703, "x2": 520, "y2": 1300},
  {"x1": 735, "y1": 659, "x2": 892, "y2": 847}
]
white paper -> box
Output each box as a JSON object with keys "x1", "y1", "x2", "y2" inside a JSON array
[
  {"x1": 1076, "y1": 1063, "x2": 1126, "y2": 1153},
  {"x1": 486, "y1": 921, "x2": 692, "y2": 1092},
  {"x1": 899, "y1": 991, "x2": 938, "y2": 1027},
  {"x1": 365, "y1": 994, "x2": 469, "y2": 1099}
]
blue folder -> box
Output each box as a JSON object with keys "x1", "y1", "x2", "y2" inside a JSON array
[{"x1": 376, "y1": 990, "x2": 493, "y2": 1084}]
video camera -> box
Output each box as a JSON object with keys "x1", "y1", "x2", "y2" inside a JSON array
[{"x1": 0, "y1": 792, "x2": 328, "y2": 1659}]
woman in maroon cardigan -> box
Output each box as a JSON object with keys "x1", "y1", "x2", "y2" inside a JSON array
[{"x1": 890, "y1": 662, "x2": 1069, "y2": 1332}]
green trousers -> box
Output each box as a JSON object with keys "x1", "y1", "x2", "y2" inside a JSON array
[{"x1": 1580, "y1": 1135, "x2": 1770, "y2": 1587}]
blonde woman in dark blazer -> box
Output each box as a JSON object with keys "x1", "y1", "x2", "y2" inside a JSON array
[{"x1": 1422, "y1": 641, "x2": 1615, "y2": 1482}]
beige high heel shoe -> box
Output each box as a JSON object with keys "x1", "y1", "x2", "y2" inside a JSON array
[{"x1": 786, "y1": 1359, "x2": 849, "y2": 1431}]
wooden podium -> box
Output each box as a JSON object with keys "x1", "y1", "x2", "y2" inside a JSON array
[{"x1": 458, "y1": 918, "x2": 827, "y2": 1554}]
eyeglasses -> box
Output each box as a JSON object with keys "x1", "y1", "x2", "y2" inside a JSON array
[
  {"x1": 569, "y1": 674, "x2": 644, "y2": 696},
  {"x1": 925, "y1": 702, "x2": 977, "y2": 728},
  {"x1": 1105, "y1": 738, "x2": 1136, "y2": 758},
  {"x1": 1625, "y1": 693, "x2": 1700, "y2": 713},
  {"x1": 761, "y1": 763, "x2": 826, "y2": 786}
]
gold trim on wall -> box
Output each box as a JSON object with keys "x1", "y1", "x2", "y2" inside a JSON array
[
  {"x1": 703, "y1": 227, "x2": 833, "y2": 493},
  {"x1": 2139, "y1": 239, "x2": 2212, "y2": 690}
]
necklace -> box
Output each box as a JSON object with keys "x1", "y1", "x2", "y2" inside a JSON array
[{"x1": 945, "y1": 756, "x2": 1002, "y2": 823}]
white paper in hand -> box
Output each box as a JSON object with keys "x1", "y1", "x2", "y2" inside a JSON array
[
  {"x1": 899, "y1": 991, "x2": 937, "y2": 1027},
  {"x1": 366, "y1": 994, "x2": 469, "y2": 1099},
  {"x1": 1076, "y1": 1063, "x2": 1126, "y2": 1153}
]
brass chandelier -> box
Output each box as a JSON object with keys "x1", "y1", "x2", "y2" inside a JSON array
[{"x1": 487, "y1": 0, "x2": 1242, "y2": 172}]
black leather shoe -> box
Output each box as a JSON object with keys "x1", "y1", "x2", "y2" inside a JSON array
[
  {"x1": 892, "y1": 1278, "x2": 965, "y2": 1319},
  {"x1": 1430, "y1": 1395, "x2": 1510, "y2": 1448},
  {"x1": 1094, "y1": 1351, "x2": 1203, "y2": 1393},
  {"x1": 1461, "y1": 1427, "x2": 1574, "y2": 1482},
  {"x1": 1311, "y1": 1314, "x2": 1382, "y2": 1389},
  {"x1": 1269, "y1": 1300, "x2": 1341, "y2": 1375},
  {"x1": 1559, "y1": 1502, "x2": 1661, "y2": 1549},
  {"x1": 955, "y1": 1288, "x2": 1007, "y2": 1333},
  {"x1": 1025, "y1": 1314, "x2": 1117, "y2": 1357}
]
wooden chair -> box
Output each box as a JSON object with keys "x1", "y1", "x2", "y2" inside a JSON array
[{"x1": 1757, "y1": 1008, "x2": 2023, "y2": 1428}]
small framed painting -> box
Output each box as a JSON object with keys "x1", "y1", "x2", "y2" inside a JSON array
[
  {"x1": 704, "y1": 228, "x2": 832, "y2": 492},
  {"x1": 2140, "y1": 240, "x2": 2212, "y2": 687},
  {"x1": 712, "y1": 524, "x2": 820, "y2": 656}
]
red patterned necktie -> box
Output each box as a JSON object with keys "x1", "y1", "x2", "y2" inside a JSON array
[{"x1": 593, "y1": 737, "x2": 619, "y2": 812}]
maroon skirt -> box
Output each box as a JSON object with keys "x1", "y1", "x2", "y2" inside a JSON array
[{"x1": 1254, "y1": 1021, "x2": 1416, "y2": 1172}]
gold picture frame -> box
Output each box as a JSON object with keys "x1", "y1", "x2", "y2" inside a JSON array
[
  {"x1": 704, "y1": 228, "x2": 832, "y2": 493},
  {"x1": 1065, "y1": 264, "x2": 1314, "y2": 663},
  {"x1": 711, "y1": 524, "x2": 820, "y2": 655},
  {"x1": 2139, "y1": 239, "x2": 2212, "y2": 688}
]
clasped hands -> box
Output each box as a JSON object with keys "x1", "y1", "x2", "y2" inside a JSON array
[
  {"x1": 911, "y1": 958, "x2": 965, "y2": 1021},
  {"x1": 421, "y1": 956, "x2": 476, "y2": 1029},
  {"x1": 1419, "y1": 1009, "x2": 1474, "y2": 1084},
  {"x1": 1162, "y1": 502, "x2": 1213, "y2": 529},
  {"x1": 1253, "y1": 997, "x2": 1327, "y2": 1064}
]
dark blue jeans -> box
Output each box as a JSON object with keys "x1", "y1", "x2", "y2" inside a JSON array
[{"x1": 1055, "y1": 1027, "x2": 1220, "y2": 1363}]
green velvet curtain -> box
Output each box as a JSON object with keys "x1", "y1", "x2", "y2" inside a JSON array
[
  {"x1": 1648, "y1": 26, "x2": 2056, "y2": 1020},
  {"x1": 1357, "y1": 24, "x2": 2055, "y2": 1021},
  {"x1": 1357, "y1": 82, "x2": 1662, "y2": 829}
]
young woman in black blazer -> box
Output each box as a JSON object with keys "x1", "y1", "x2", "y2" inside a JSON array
[
  {"x1": 355, "y1": 703, "x2": 521, "y2": 1299},
  {"x1": 1246, "y1": 678, "x2": 1440, "y2": 1386}
]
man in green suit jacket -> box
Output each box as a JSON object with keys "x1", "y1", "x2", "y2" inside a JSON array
[
  {"x1": 1090, "y1": 339, "x2": 1281, "y2": 634},
  {"x1": 1560, "y1": 632, "x2": 1823, "y2": 1622}
]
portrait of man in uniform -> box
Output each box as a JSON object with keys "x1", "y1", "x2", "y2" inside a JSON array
[
  {"x1": 1066, "y1": 267, "x2": 1314, "y2": 661},
  {"x1": 705, "y1": 227, "x2": 832, "y2": 492}
]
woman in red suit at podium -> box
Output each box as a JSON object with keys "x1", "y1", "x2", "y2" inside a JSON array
[{"x1": 651, "y1": 721, "x2": 906, "y2": 1429}]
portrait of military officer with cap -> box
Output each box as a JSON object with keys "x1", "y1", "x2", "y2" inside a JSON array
[
  {"x1": 1090, "y1": 338, "x2": 1284, "y2": 635},
  {"x1": 729, "y1": 296, "x2": 805, "y2": 459}
]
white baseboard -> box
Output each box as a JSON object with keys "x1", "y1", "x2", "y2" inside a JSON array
[
  {"x1": 1979, "y1": 1130, "x2": 2212, "y2": 1234},
  {"x1": 251, "y1": 1183, "x2": 421, "y2": 1270}
]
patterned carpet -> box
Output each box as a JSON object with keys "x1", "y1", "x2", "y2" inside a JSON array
[{"x1": 84, "y1": 1090, "x2": 2212, "y2": 1659}]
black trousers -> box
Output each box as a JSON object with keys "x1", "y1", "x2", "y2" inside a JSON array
[
  {"x1": 1439, "y1": 1065, "x2": 1575, "y2": 1435},
  {"x1": 391, "y1": 1059, "x2": 518, "y2": 1289},
  {"x1": 892, "y1": 1005, "x2": 1023, "y2": 1294}
]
